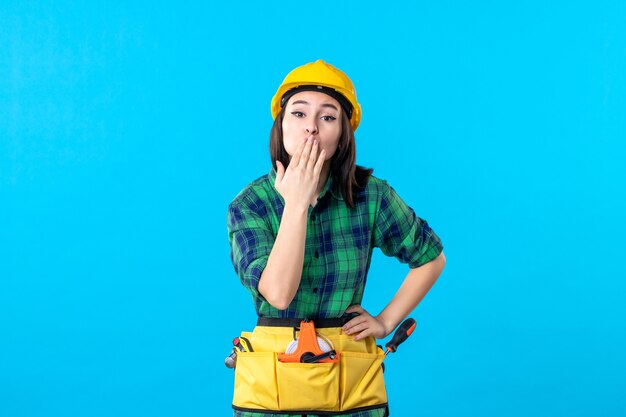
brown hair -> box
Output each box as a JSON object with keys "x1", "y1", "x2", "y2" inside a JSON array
[{"x1": 269, "y1": 107, "x2": 373, "y2": 208}]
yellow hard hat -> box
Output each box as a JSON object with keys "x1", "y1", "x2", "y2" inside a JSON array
[{"x1": 271, "y1": 60, "x2": 362, "y2": 132}]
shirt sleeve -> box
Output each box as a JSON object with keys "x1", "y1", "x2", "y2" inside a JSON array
[
  {"x1": 372, "y1": 182, "x2": 444, "y2": 268},
  {"x1": 227, "y1": 200, "x2": 275, "y2": 298}
]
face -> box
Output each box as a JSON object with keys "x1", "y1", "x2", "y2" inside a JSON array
[{"x1": 282, "y1": 91, "x2": 342, "y2": 162}]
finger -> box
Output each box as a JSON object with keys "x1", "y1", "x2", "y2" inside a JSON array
[
  {"x1": 275, "y1": 161, "x2": 285, "y2": 183},
  {"x1": 353, "y1": 328, "x2": 374, "y2": 341},
  {"x1": 313, "y1": 149, "x2": 326, "y2": 177},
  {"x1": 290, "y1": 139, "x2": 307, "y2": 168},
  {"x1": 298, "y1": 137, "x2": 313, "y2": 168},
  {"x1": 343, "y1": 315, "x2": 369, "y2": 333},
  {"x1": 307, "y1": 139, "x2": 318, "y2": 169},
  {"x1": 345, "y1": 321, "x2": 370, "y2": 335}
]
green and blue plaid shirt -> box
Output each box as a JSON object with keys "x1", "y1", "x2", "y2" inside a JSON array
[{"x1": 227, "y1": 168, "x2": 444, "y2": 320}]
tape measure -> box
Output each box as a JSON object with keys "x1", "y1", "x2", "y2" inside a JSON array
[
  {"x1": 278, "y1": 321, "x2": 339, "y2": 363},
  {"x1": 284, "y1": 335, "x2": 333, "y2": 354}
]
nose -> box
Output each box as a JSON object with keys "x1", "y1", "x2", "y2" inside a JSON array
[{"x1": 305, "y1": 122, "x2": 318, "y2": 135}]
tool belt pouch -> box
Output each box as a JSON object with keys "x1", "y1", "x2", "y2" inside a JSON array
[{"x1": 232, "y1": 324, "x2": 388, "y2": 414}]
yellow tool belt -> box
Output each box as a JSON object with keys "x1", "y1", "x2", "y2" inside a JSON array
[{"x1": 232, "y1": 318, "x2": 388, "y2": 415}]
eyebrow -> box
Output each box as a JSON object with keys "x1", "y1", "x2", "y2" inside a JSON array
[{"x1": 291, "y1": 100, "x2": 339, "y2": 112}]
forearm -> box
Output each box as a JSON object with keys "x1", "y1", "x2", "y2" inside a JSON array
[
  {"x1": 376, "y1": 251, "x2": 446, "y2": 336},
  {"x1": 258, "y1": 203, "x2": 308, "y2": 309}
]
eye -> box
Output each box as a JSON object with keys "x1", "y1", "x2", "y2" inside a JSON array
[
  {"x1": 290, "y1": 111, "x2": 305, "y2": 118},
  {"x1": 321, "y1": 115, "x2": 337, "y2": 122}
]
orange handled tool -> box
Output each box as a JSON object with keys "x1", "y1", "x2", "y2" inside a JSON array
[
  {"x1": 384, "y1": 318, "x2": 417, "y2": 356},
  {"x1": 278, "y1": 320, "x2": 339, "y2": 363}
]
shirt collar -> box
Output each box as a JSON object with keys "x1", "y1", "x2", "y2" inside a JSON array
[{"x1": 268, "y1": 166, "x2": 344, "y2": 201}]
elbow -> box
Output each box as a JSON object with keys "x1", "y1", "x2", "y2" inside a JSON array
[
  {"x1": 258, "y1": 281, "x2": 293, "y2": 311},
  {"x1": 270, "y1": 299, "x2": 291, "y2": 311},
  {"x1": 418, "y1": 251, "x2": 445, "y2": 274},
  {"x1": 435, "y1": 251, "x2": 446, "y2": 272},
  {"x1": 263, "y1": 293, "x2": 292, "y2": 310}
]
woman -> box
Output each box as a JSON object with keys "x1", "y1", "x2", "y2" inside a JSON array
[{"x1": 227, "y1": 60, "x2": 446, "y2": 417}]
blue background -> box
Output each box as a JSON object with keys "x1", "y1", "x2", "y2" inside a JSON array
[{"x1": 2, "y1": 1, "x2": 625, "y2": 416}]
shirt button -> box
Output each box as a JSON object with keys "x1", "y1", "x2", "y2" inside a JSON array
[
  {"x1": 314, "y1": 251, "x2": 319, "y2": 258},
  {"x1": 313, "y1": 288, "x2": 318, "y2": 294},
  {"x1": 311, "y1": 214, "x2": 316, "y2": 221}
]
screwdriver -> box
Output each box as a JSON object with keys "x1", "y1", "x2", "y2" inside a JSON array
[{"x1": 384, "y1": 318, "x2": 417, "y2": 357}]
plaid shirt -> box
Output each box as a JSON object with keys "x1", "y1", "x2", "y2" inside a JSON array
[{"x1": 227, "y1": 168, "x2": 444, "y2": 319}]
